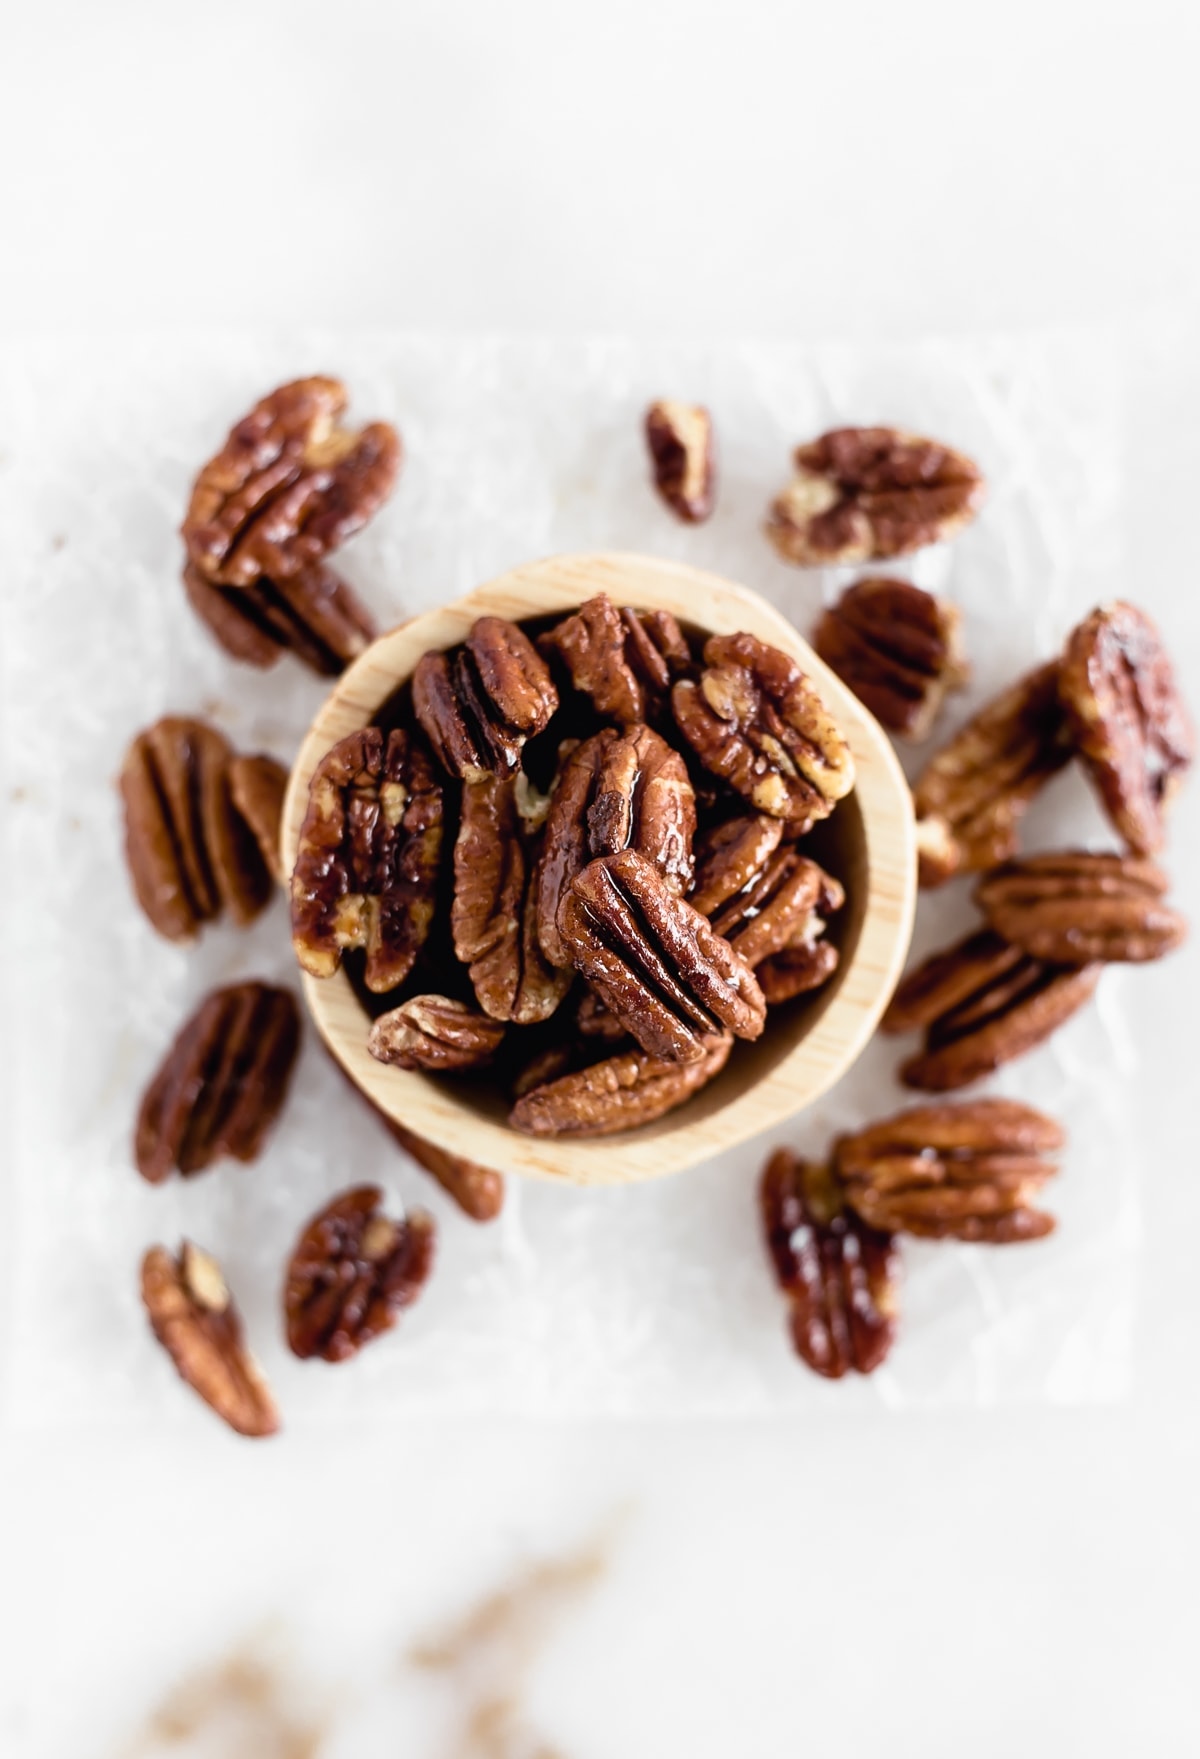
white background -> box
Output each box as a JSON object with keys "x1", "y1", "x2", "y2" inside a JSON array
[{"x1": 1, "y1": 3, "x2": 1198, "y2": 1754}]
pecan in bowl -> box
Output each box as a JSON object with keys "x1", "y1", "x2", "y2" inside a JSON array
[
  {"x1": 813, "y1": 577, "x2": 969, "y2": 740},
  {"x1": 539, "y1": 592, "x2": 691, "y2": 727},
  {"x1": 414, "y1": 616, "x2": 558, "y2": 783},
  {"x1": 285, "y1": 1186, "x2": 435, "y2": 1363}
]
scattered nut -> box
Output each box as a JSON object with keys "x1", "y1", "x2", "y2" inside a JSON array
[
  {"x1": 183, "y1": 558, "x2": 376, "y2": 676},
  {"x1": 368, "y1": 995, "x2": 507, "y2": 1071},
  {"x1": 383, "y1": 1119, "x2": 506, "y2": 1222},
  {"x1": 510, "y1": 1031, "x2": 732, "y2": 1137},
  {"x1": 644, "y1": 400, "x2": 716, "y2": 523},
  {"x1": 539, "y1": 593, "x2": 690, "y2": 726},
  {"x1": 141, "y1": 1243, "x2": 279, "y2": 1437},
  {"x1": 413, "y1": 616, "x2": 558, "y2": 783},
  {"x1": 226, "y1": 753, "x2": 289, "y2": 885},
  {"x1": 284, "y1": 1186, "x2": 435, "y2": 1363},
  {"x1": 813, "y1": 576, "x2": 969, "y2": 739},
  {"x1": 975, "y1": 850, "x2": 1187, "y2": 965}
]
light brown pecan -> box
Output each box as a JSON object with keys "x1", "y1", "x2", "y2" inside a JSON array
[
  {"x1": 813, "y1": 577, "x2": 969, "y2": 739},
  {"x1": 182, "y1": 377, "x2": 400, "y2": 589},
  {"x1": 672, "y1": 632, "x2": 855, "y2": 822},
  {"x1": 688, "y1": 814, "x2": 784, "y2": 916},
  {"x1": 760, "y1": 1150, "x2": 899, "y2": 1377},
  {"x1": 709, "y1": 850, "x2": 844, "y2": 971},
  {"x1": 510, "y1": 1031, "x2": 732, "y2": 1137},
  {"x1": 835, "y1": 1098, "x2": 1063, "y2": 1242},
  {"x1": 368, "y1": 994, "x2": 507, "y2": 1071},
  {"x1": 291, "y1": 726, "x2": 443, "y2": 993},
  {"x1": 557, "y1": 849, "x2": 766, "y2": 1062},
  {"x1": 141, "y1": 1243, "x2": 279, "y2": 1437},
  {"x1": 766, "y1": 426, "x2": 985, "y2": 566},
  {"x1": 226, "y1": 753, "x2": 289, "y2": 885},
  {"x1": 975, "y1": 850, "x2": 1187, "y2": 965},
  {"x1": 539, "y1": 593, "x2": 691, "y2": 726},
  {"x1": 135, "y1": 982, "x2": 300, "y2": 1184},
  {"x1": 912, "y1": 660, "x2": 1073, "y2": 886},
  {"x1": 412, "y1": 616, "x2": 558, "y2": 784},
  {"x1": 284, "y1": 1185, "x2": 435, "y2": 1363},
  {"x1": 183, "y1": 558, "x2": 376, "y2": 676},
  {"x1": 645, "y1": 400, "x2": 716, "y2": 523},
  {"x1": 1058, "y1": 601, "x2": 1194, "y2": 856}
]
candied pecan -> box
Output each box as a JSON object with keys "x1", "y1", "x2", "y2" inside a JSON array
[
  {"x1": 291, "y1": 727, "x2": 443, "y2": 993},
  {"x1": 511, "y1": 1042, "x2": 577, "y2": 1100},
  {"x1": 757, "y1": 936, "x2": 841, "y2": 1004},
  {"x1": 766, "y1": 425, "x2": 985, "y2": 566},
  {"x1": 226, "y1": 753, "x2": 289, "y2": 885},
  {"x1": 135, "y1": 982, "x2": 300, "y2": 1184},
  {"x1": 383, "y1": 1119, "x2": 505, "y2": 1222},
  {"x1": 539, "y1": 593, "x2": 690, "y2": 726},
  {"x1": 121, "y1": 716, "x2": 271, "y2": 941},
  {"x1": 912, "y1": 661, "x2": 1073, "y2": 886},
  {"x1": 760, "y1": 1150, "x2": 899, "y2": 1377},
  {"x1": 557, "y1": 849, "x2": 765, "y2": 1062},
  {"x1": 975, "y1": 850, "x2": 1187, "y2": 965},
  {"x1": 182, "y1": 377, "x2": 400, "y2": 589},
  {"x1": 688, "y1": 814, "x2": 784, "y2": 916},
  {"x1": 672, "y1": 632, "x2": 854, "y2": 822},
  {"x1": 835, "y1": 1098, "x2": 1063, "y2": 1242},
  {"x1": 141, "y1": 1243, "x2": 279, "y2": 1437},
  {"x1": 576, "y1": 987, "x2": 627, "y2": 1041},
  {"x1": 183, "y1": 558, "x2": 376, "y2": 676},
  {"x1": 710, "y1": 850, "x2": 844, "y2": 971},
  {"x1": 285, "y1": 1186, "x2": 434, "y2": 1363},
  {"x1": 1058, "y1": 601, "x2": 1194, "y2": 856},
  {"x1": 812, "y1": 577, "x2": 969, "y2": 739},
  {"x1": 644, "y1": 400, "x2": 716, "y2": 522},
  {"x1": 368, "y1": 994, "x2": 507, "y2": 1071},
  {"x1": 510, "y1": 1031, "x2": 732, "y2": 1137},
  {"x1": 413, "y1": 617, "x2": 558, "y2": 783}
]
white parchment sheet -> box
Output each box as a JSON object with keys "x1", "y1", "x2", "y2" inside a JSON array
[{"x1": 0, "y1": 331, "x2": 1136, "y2": 1425}]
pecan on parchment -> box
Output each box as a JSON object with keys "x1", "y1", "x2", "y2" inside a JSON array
[
  {"x1": 291, "y1": 726, "x2": 443, "y2": 993},
  {"x1": 226, "y1": 753, "x2": 289, "y2": 885},
  {"x1": 709, "y1": 849, "x2": 844, "y2": 973},
  {"x1": 183, "y1": 558, "x2": 376, "y2": 676},
  {"x1": 975, "y1": 850, "x2": 1187, "y2": 965},
  {"x1": 557, "y1": 849, "x2": 766, "y2": 1062},
  {"x1": 835, "y1": 1098, "x2": 1064, "y2": 1243},
  {"x1": 688, "y1": 813, "x2": 785, "y2": 917},
  {"x1": 672, "y1": 632, "x2": 855, "y2": 822},
  {"x1": 539, "y1": 592, "x2": 690, "y2": 727},
  {"x1": 285, "y1": 1185, "x2": 435, "y2": 1363},
  {"x1": 766, "y1": 425, "x2": 985, "y2": 567},
  {"x1": 368, "y1": 994, "x2": 507, "y2": 1071},
  {"x1": 141, "y1": 1243, "x2": 279, "y2": 1437},
  {"x1": 760, "y1": 1150, "x2": 899, "y2": 1378},
  {"x1": 813, "y1": 577, "x2": 969, "y2": 739},
  {"x1": 182, "y1": 377, "x2": 400, "y2": 589},
  {"x1": 645, "y1": 400, "x2": 716, "y2": 523},
  {"x1": 510, "y1": 1031, "x2": 732, "y2": 1137},
  {"x1": 383, "y1": 1119, "x2": 506, "y2": 1222},
  {"x1": 413, "y1": 616, "x2": 558, "y2": 784},
  {"x1": 135, "y1": 982, "x2": 300, "y2": 1184},
  {"x1": 1058, "y1": 601, "x2": 1194, "y2": 856},
  {"x1": 912, "y1": 660, "x2": 1073, "y2": 886}
]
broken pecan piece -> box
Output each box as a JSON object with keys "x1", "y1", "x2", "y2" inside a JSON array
[
  {"x1": 710, "y1": 850, "x2": 844, "y2": 971},
  {"x1": 1058, "y1": 601, "x2": 1194, "y2": 856},
  {"x1": 413, "y1": 617, "x2": 558, "y2": 783},
  {"x1": 368, "y1": 994, "x2": 507, "y2": 1071},
  {"x1": 672, "y1": 632, "x2": 854, "y2": 821},
  {"x1": 813, "y1": 577, "x2": 969, "y2": 739},
  {"x1": 835, "y1": 1098, "x2": 1063, "y2": 1242},
  {"x1": 975, "y1": 850, "x2": 1187, "y2": 965},
  {"x1": 539, "y1": 593, "x2": 690, "y2": 726},
  {"x1": 285, "y1": 1186, "x2": 435, "y2": 1363},
  {"x1": 141, "y1": 1243, "x2": 279, "y2": 1437},
  {"x1": 644, "y1": 400, "x2": 716, "y2": 522},
  {"x1": 291, "y1": 727, "x2": 443, "y2": 993},
  {"x1": 761, "y1": 1150, "x2": 899, "y2": 1377},
  {"x1": 183, "y1": 558, "x2": 376, "y2": 676},
  {"x1": 226, "y1": 753, "x2": 289, "y2": 885},
  {"x1": 383, "y1": 1119, "x2": 505, "y2": 1221},
  {"x1": 510, "y1": 1031, "x2": 732, "y2": 1137},
  {"x1": 766, "y1": 425, "x2": 985, "y2": 566},
  {"x1": 182, "y1": 377, "x2": 400, "y2": 588}
]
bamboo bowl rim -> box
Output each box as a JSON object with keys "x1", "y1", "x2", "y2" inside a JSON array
[{"x1": 282, "y1": 552, "x2": 916, "y2": 1186}]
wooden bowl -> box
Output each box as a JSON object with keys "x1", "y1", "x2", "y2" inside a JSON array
[{"x1": 282, "y1": 553, "x2": 916, "y2": 1185}]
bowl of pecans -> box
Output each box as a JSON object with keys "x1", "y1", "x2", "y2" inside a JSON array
[{"x1": 281, "y1": 550, "x2": 918, "y2": 1184}]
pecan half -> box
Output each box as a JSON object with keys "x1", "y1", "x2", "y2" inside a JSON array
[
  {"x1": 1058, "y1": 601, "x2": 1194, "y2": 856},
  {"x1": 291, "y1": 727, "x2": 443, "y2": 993},
  {"x1": 226, "y1": 753, "x2": 289, "y2": 885},
  {"x1": 760, "y1": 1150, "x2": 899, "y2": 1377},
  {"x1": 183, "y1": 559, "x2": 376, "y2": 676},
  {"x1": 557, "y1": 849, "x2": 766, "y2": 1062},
  {"x1": 135, "y1": 982, "x2": 300, "y2": 1184},
  {"x1": 835, "y1": 1098, "x2": 1063, "y2": 1242},
  {"x1": 509, "y1": 1031, "x2": 732, "y2": 1137},
  {"x1": 182, "y1": 377, "x2": 400, "y2": 589},
  {"x1": 766, "y1": 426, "x2": 985, "y2": 566},
  {"x1": 688, "y1": 814, "x2": 785, "y2": 916},
  {"x1": 413, "y1": 617, "x2": 558, "y2": 783},
  {"x1": 285, "y1": 1186, "x2": 435, "y2": 1363},
  {"x1": 141, "y1": 1243, "x2": 279, "y2": 1437},
  {"x1": 757, "y1": 936, "x2": 841, "y2": 1004},
  {"x1": 975, "y1": 850, "x2": 1187, "y2": 965},
  {"x1": 912, "y1": 660, "x2": 1073, "y2": 886},
  {"x1": 368, "y1": 994, "x2": 507, "y2": 1071},
  {"x1": 539, "y1": 593, "x2": 690, "y2": 726},
  {"x1": 645, "y1": 400, "x2": 716, "y2": 522},
  {"x1": 709, "y1": 850, "x2": 844, "y2": 971},
  {"x1": 813, "y1": 577, "x2": 969, "y2": 739},
  {"x1": 672, "y1": 633, "x2": 854, "y2": 821}
]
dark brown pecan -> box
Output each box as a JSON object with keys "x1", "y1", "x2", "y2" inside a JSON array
[
  {"x1": 710, "y1": 850, "x2": 844, "y2": 971},
  {"x1": 835, "y1": 1098, "x2": 1063, "y2": 1242},
  {"x1": 912, "y1": 661, "x2": 1073, "y2": 886},
  {"x1": 760, "y1": 1150, "x2": 899, "y2": 1377},
  {"x1": 135, "y1": 982, "x2": 300, "y2": 1184},
  {"x1": 672, "y1": 632, "x2": 854, "y2": 822},
  {"x1": 757, "y1": 936, "x2": 841, "y2": 1004},
  {"x1": 539, "y1": 593, "x2": 690, "y2": 726},
  {"x1": 511, "y1": 1043, "x2": 578, "y2": 1100},
  {"x1": 413, "y1": 617, "x2": 558, "y2": 783},
  {"x1": 182, "y1": 377, "x2": 400, "y2": 589},
  {"x1": 368, "y1": 994, "x2": 507, "y2": 1071},
  {"x1": 645, "y1": 400, "x2": 716, "y2": 522},
  {"x1": 557, "y1": 849, "x2": 765, "y2": 1062},
  {"x1": 291, "y1": 727, "x2": 443, "y2": 993},
  {"x1": 766, "y1": 426, "x2": 985, "y2": 566},
  {"x1": 975, "y1": 850, "x2": 1187, "y2": 965},
  {"x1": 688, "y1": 814, "x2": 784, "y2": 916},
  {"x1": 1058, "y1": 601, "x2": 1194, "y2": 856},
  {"x1": 284, "y1": 1186, "x2": 434, "y2": 1363},
  {"x1": 141, "y1": 1243, "x2": 279, "y2": 1437},
  {"x1": 226, "y1": 753, "x2": 289, "y2": 885},
  {"x1": 510, "y1": 1031, "x2": 732, "y2": 1137},
  {"x1": 813, "y1": 577, "x2": 969, "y2": 739},
  {"x1": 576, "y1": 987, "x2": 627, "y2": 1041},
  {"x1": 120, "y1": 716, "x2": 271, "y2": 941},
  {"x1": 183, "y1": 558, "x2": 376, "y2": 676}
]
